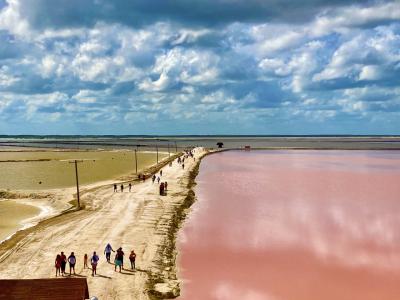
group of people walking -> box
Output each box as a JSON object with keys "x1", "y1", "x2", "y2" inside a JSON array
[
  {"x1": 55, "y1": 251, "x2": 77, "y2": 276},
  {"x1": 104, "y1": 243, "x2": 136, "y2": 273},
  {"x1": 72, "y1": 151, "x2": 195, "y2": 279},
  {"x1": 178, "y1": 149, "x2": 195, "y2": 169},
  {"x1": 112, "y1": 149, "x2": 196, "y2": 195},
  {"x1": 152, "y1": 170, "x2": 169, "y2": 195},
  {"x1": 55, "y1": 244, "x2": 136, "y2": 277},
  {"x1": 113, "y1": 183, "x2": 133, "y2": 192}
]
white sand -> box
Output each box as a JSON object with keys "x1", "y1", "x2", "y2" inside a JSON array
[{"x1": 0, "y1": 147, "x2": 208, "y2": 299}]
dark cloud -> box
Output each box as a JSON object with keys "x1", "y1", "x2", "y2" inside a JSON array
[
  {"x1": 0, "y1": 31, "x2": 25, "y2": 59},
  {"x1": 37, "y1": 105, "x2": 66, "y2": 113},
  {"x1": 18, "y1": 0, "x2": 370, "y2": 29},
  {"x1": 1, "y1": 74, "x2": 53, "y2": 94},
  {"x1": 110, "y1": 81, "x2": 135, "y2": 95},
  {"x1": 233, "y1": 80, "x2": 294, "y2": 108}
]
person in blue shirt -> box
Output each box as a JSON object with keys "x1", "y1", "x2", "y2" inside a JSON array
[
  {"x1": 104, "y1": 243, "x2": 115, "y2": 263},
  {"x1": 91, "y1": 251, "x2": 99, "y2": 276}
]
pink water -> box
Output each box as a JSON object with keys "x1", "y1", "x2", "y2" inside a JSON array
[{"x1": 178, "y1": 150, "x2": 400, "y2": 300}]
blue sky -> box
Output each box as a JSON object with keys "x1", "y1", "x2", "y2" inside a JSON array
[{"x1": 0, "y1": 0, "x2": 399, "y2": 135}]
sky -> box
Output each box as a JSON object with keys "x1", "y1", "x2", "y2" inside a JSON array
[{"x1": 0, "y1": 0, "x2": 399, "y2": 135}]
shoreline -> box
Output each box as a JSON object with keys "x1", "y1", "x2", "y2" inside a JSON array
[
  {"x1": 0, "y1": 201, "x2": 50, "y2": 245},
  {"x1": 146, "y1": 148, "x2": 213, "y2": 298}
]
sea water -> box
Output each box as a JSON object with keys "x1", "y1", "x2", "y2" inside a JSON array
[{"x1": 0, "y1": 200, "x2": 41, "y2": 242}]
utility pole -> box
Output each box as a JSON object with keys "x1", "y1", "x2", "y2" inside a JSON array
[
  {"x1": 134, "y1": 149, "x2": 138, "y2": 174},
  {"x1": 156, "y1": 144, "x2": 159, "y2": 164},
  {"x1": 69, "y1": 160, "x2": 83, "y2": 209}
]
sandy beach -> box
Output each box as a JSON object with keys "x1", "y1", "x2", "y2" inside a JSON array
[{"x1": 0, "y1": 147, "x2": 208, "y2": 299}]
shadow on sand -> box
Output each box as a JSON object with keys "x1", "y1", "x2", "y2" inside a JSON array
[
  {"x1": 93, "y1": 273, "x2": 112, "y2": 279},
  {"x1": 67, "y1": 273, "x2": 87, "y2": 278}
]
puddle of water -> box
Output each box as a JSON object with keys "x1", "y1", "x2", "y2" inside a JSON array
[
  {"x1": 178, "y1": 150, "x2": 400, "y2": 300},
  {"x1": 0, "y1": 200, "x2": 41, "y2": 242}
]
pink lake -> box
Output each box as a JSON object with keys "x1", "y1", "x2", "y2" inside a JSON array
[{"x1": 178, "y1": 150, "x2": 400, "y2": 300}]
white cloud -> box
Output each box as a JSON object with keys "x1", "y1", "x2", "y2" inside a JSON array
[
  {"x1": 40, "y1": 55, "x2": 58, "y2": 78},
  {"x1": 0, "y1": 0, "x2": 399, "y2": 132},
  {"x1": 139, "y1": 47, "x2": 219, "y2": 91},
  {"x1": 358, "y1": 65, "x2": 382, "y2": 81},
  {"x1": 0, "y1": 66, "x2": 19, "y2": 86},
  {"x1": 139, "y1": 72, "x2": 170, "y2": 92},
  {"x1": 0, "y1": 0, "x2": 30, "y2": 36},
  {"x1": 171, "y1": 28, "x2": 211, "y2": 45},
  {"x1": 258, "y1": 30, "x2": 304, "y2": 54},
  {"x1": 72, "y1": 90, "x2": 97, "y2": 104},
  {"x1": 258, "y1": 58, "x2": 291, "y2": 76},
  {"x1": 311, "y1": 2, "x2": 400, "y2": 37}
]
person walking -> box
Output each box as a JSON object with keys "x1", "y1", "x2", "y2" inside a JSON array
[
  {"x1": 157, "y1": 177, "x2": 160, "y2": 184},
  {"x1": 114, "y1": 184, "x2": 117, "y2": 192},
  {"x1": 152, "y1": 174, "x2": 156, "y2": 183},
  {"x1": 55, "y1": 254, "x2": 62, "y2": 277},
  {"x1": 84, "y1": 253, "x2": 88, "y2": 269},
  {"x1": 119, "y1": 247, "x2": 125, "y2": 268},
  {"x1": 182, "y1": 163, "x2": 185, "y2": 169},
  {"x1": 129, "y1": 183, "x2": 132, "y2": 192},
  {"x1": 120, "y1": 184, "x2": 124, "y2": 192},
  {"x1": 60, "y1": 251, "x2": 67, "y2": 276},
  {"x1": 160, "y1": 170, "x2": 163, "y2": 176},
  {"x1": 129, "y1": 250, "x2": 136, "y2": 270},
  {"x1": 104, "y1": 243, "x2": 115, "y2": 263},
  {"x1": 114, "y1": 247, "x2": 124, "y2": 272},
  {"x1": 91, "y1": 251, "x2": 99, "y2": 276},
  {"x1": 159, "y1": 182, "x2": 165, "y2": 195},
  {"x1": 68, "y1": 252, "x2": 76, "y2": 275}
]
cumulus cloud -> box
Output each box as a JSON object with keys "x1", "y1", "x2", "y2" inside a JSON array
[{"x1": 0, "y1": 0, "x2": 399, "y2": 134}]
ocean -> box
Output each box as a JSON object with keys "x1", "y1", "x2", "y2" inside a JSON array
[{"x1": 1, "y1": 135, "x2": 400, "y2": 150}]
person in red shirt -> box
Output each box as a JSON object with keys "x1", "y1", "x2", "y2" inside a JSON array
[
  {"x1": 60, "y1": 252, "x2": 67, "y2": 276},
  {"x1": 84, "y1": 253, "x2": 88, "y2": 269},
  {"x1": 55, "y1": 254, "x2": 62, "y2": 277},
  {"x1": 129, "y1": 250, "x2": 136, "y2": 270}
]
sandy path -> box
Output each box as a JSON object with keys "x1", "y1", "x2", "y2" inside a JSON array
[{"x1": 0, "y1": 148, "x2": 207, "y2": 299}]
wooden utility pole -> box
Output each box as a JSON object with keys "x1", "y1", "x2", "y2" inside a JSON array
[
  {"x1": 156, "y1": 144, "x2": 159, "y2": 163},
  {"x1": 69, "y1": 160, "x2": 83, "y2": 209},
  {"x1": 134, "y1": 149, "x2": 138, "y2": 174}
]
